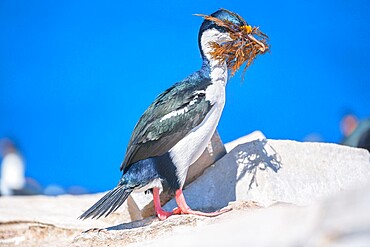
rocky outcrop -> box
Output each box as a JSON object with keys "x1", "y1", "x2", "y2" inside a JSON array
[
  {"x1": 0, "y1": 134, "x2": 369, "y2": 247},
  {"x1": 73, "y1": 184, "x2": 370, "y2": 247},
  {"x1": 164, "y1": 138, "x2": 370, "y2": 211}
]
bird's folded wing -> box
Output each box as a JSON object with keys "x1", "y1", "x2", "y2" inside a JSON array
[{"x1": 120, "y1": 76, "x2": 213, "y2": 171}]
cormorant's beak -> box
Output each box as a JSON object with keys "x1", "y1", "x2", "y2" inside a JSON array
[{"x1": 240, "y1": 25, "x2": 268, "y2": 53}]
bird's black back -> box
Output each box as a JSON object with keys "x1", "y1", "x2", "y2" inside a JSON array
[{"x1": 120, "y1": 70, "x2": 213, "y2": 172}]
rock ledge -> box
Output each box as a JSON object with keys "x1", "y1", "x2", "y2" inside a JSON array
[{"x1": 0, "y1": 136, "x2": 369, "y2": 247}]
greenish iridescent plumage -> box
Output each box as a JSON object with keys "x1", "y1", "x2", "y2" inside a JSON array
[{"x1": 121, "y1": 70, "x2": 213, "y2": 171}]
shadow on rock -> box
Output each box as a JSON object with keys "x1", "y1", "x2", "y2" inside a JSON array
[
  {"x1": 105, "y1": 217, "x2": 156, "y2": 231},
  {"x1": 235, "y1": 139, "x2": 282, "y2": 189}
]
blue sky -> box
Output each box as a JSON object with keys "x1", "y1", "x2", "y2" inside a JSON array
[{"x1": 1, "y1": 0, "x2": 369, "y2": 192}]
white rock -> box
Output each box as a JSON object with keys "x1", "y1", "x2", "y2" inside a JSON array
[
  {"x1": 224, "y1": 130, "x2": 266, "y2": 152},
  {"x1": 0, "y1": 193, "x2": 134, "y2": 230},
  {"x1": 1, "y1": 137, "x2": 370, "y2": 247},
  {"x1": 137, "y1": 184, "x2": 370, "y2": 247},
  {"x1": 163, "y1": 138, "x2": 370, "y2": 211}
]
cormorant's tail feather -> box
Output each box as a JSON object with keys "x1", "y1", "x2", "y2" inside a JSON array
[{"x1": 78, "y1": 185, "x2": 132, "y2": 220}]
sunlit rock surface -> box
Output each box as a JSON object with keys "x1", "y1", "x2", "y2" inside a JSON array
[{"x1": 0, "y1": 133, "x2": 369, "y2": 247}]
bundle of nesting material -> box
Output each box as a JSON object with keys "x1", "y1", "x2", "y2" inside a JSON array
[{"x1": 196, "y1": 9, "x2": 269, "y2": 77}]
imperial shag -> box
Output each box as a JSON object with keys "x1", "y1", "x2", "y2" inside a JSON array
[{"x1": 79, "y1": 9, "x2": 267, "y2": 220}]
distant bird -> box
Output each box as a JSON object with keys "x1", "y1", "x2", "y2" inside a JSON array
[
  {"x1": 79, "y1": 9, "x2": 268, "y2": 221},
  {"x1": 0, "y1": 139, "x2": 26, "y2": 196},
  {"x1": 341, "y1": 114, "x2": 370, "y2": 152}
]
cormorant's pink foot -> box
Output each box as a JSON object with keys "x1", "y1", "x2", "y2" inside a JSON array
[
  {"x1": 172, "y1": 189, "x2": 232, "y2": 217},
  {"x1": 153, "y1": 187, "x2": 173, "y2": 220},
  {"x1": 153, "y1": 187, "x2": 231, "y2": 220},
  {"x1": 156, "y1": 208, "x2": 173, "y2": 220}
]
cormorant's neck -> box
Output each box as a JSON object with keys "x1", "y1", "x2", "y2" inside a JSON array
[
  {"x1": 200, "y1": 56, "x2": 228, "y2": 87},
  {"x1": 200, "y1": 58, "x2": 211, "y2": 76},
  {"x1": 198, "y1": 29, "x2": 230, "y2": 86}
]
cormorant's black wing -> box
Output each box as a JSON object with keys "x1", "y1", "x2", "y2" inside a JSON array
[{"x1": 120, "y1": 72, "x2": 213, "y2": 171}]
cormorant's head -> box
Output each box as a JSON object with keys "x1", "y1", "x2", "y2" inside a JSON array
[
  {"x1": 197, "y1": 9, "x2": 269, "y2": 75},
  {"x1": 198, "y1": 9, "x2": 246, "y2": 43}
]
